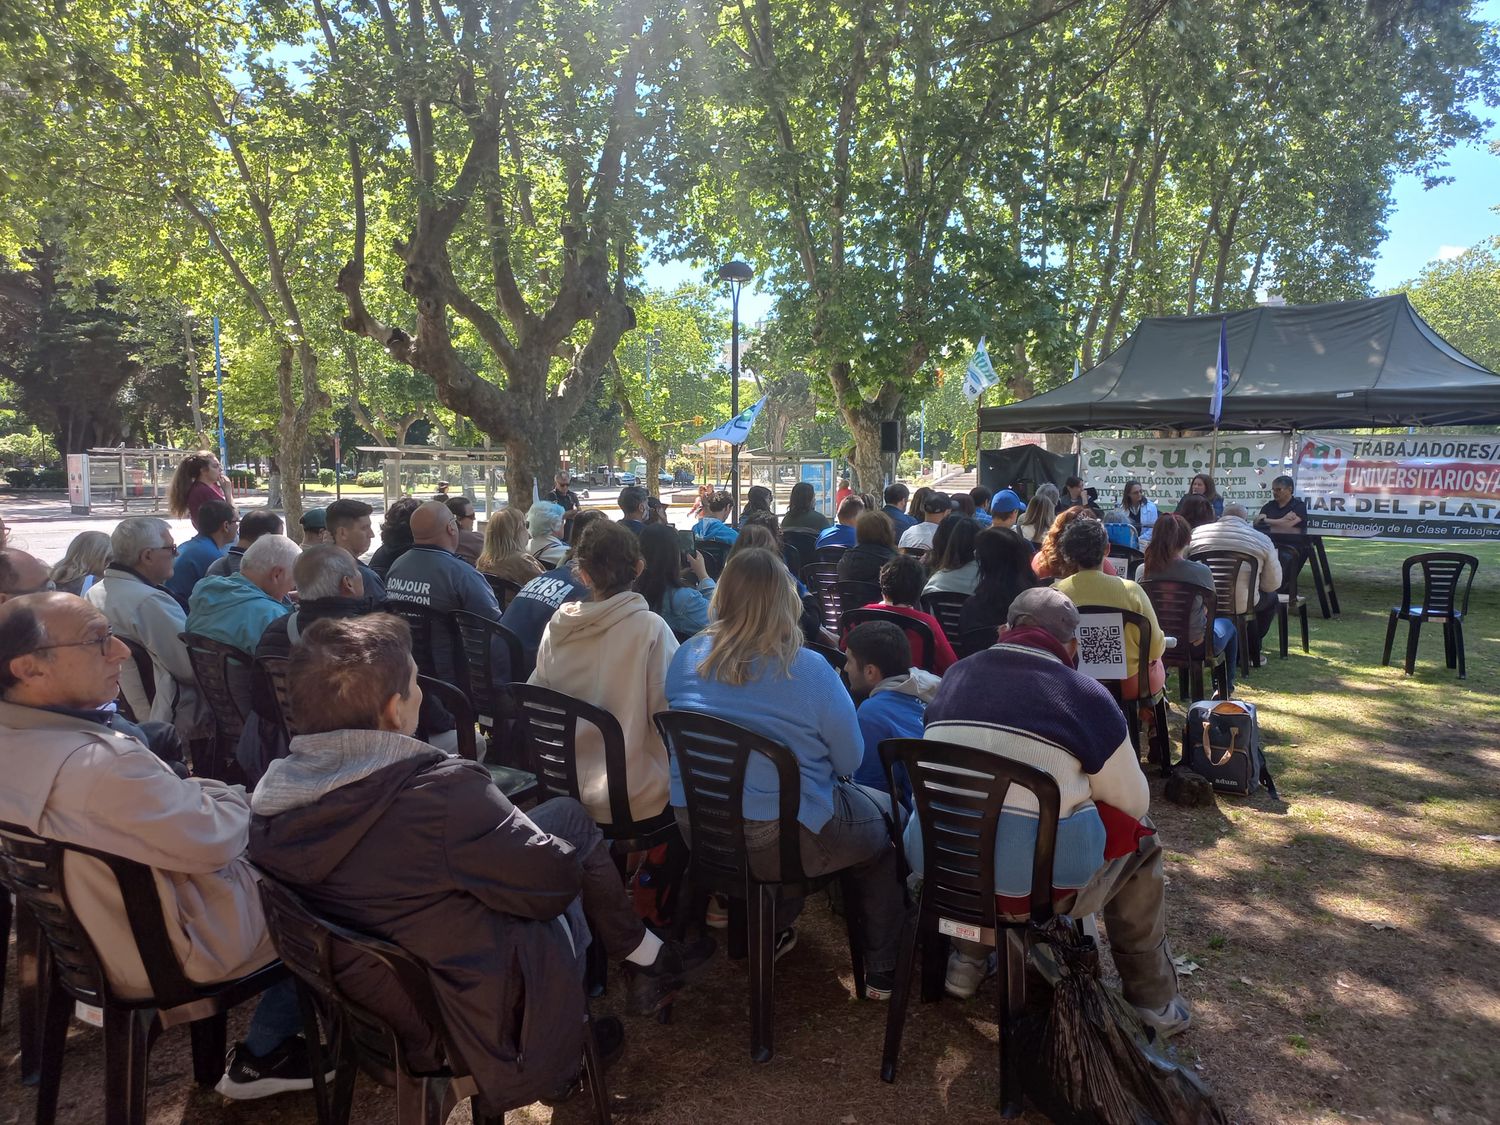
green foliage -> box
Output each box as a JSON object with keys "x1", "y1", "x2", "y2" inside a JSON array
[
  {"x1": 5, "y1": 466, "x2": 64, "y2": 488},
  {"x1": 355, "y1": 470, "x2": 384, "y2": 488},
  {"x1": 0, "y1": 425, "x2": 59, "y2": 467},
  {"x1": 225, "y1": 468, "x2": 259, "y2": 489},
  {"x1": 897, "y1": 450, "x2": 924, "y2": 478},
  {"x1": 316, "y1": 468, "x2": 336, "y2": 487},
  {"x1": 1399, "y1": 238, "x2": 1500, "y2": 373}
]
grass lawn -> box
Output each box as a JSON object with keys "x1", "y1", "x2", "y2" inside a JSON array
[{"x1": 3, "y1": 539, "x2": 1496, "y2": 1124}]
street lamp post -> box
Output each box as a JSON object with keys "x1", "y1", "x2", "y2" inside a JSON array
[{"x1": 716, "y1": 259, "x2": 753, "y2": 522}]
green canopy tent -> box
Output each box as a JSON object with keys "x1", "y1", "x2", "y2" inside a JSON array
[{"x1": 979, "y1": 295, "x2": 1500, "y2": 433}]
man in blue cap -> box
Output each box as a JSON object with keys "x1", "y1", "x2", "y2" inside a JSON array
[{"x1": 989, "y1": 488, "x2": 1027, "y2": 532}]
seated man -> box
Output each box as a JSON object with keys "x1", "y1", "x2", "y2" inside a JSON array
[
  {"x1": 0, "y1": 547, "x2": 56, "y2": 602},
  {"x1": 89, "y1": 518, "x2": 208, "y2": 741},
  {"x1": 988, "y1": 489, "x2": 1026, "y2": 533},
  {"x1": 167, "y1": 499, "x2": 237, "y2": 603},
  {"x1": 882, "y1": 483, "x2": 916, "y2": 534},
  {"x1": 248, "y1": 615, "x2": 714, "y2": 1112},
  {"x1": 0, "y1": 593, "x2": 318, "y2": 1098},
  {"x1": 897, "y1": 491, "x2": 952, "y2": 551},
  {"x1": 817, "y1": 495, "x2": 864, "y2": 549},
  {"x1": 207, "y1": 509, "x2": 285, "y2": 578},
  {"x1": 969, "y1": 486, "x2": 994, "y2": 526},
  {"x1": 325, "y1": 497, "x2": 386, "y2": 599},
  {"x1": 1255, "y1": 475, "x2": 1307, "y2": 534},
  {"x1": 689, "y1": 490, "x2": 739, "y2": 545},
  {"x1": 1189, "y1": 502, "x2": 1282, "y2": 663},
  {"x1": 617, "y1": 485, "x2": 649, "y2": 534},
  {"x1": 299, "y1": 507, "x2": 332, "y2": 545},
  {"x1": 187, "y1": 534, "x2": 299, "y2": 654},
  {"x1": 910, "y1": 588, "x2": 1188, "y2": 1036},
  {"x1": 844, "y1": 620, "x2": 939, "y2": 808}
]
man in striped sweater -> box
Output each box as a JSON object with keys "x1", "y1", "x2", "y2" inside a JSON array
[
  {"x1": 1189, "y1": 503, "x2": 1282, "y2": 665},
  {"x1": 908, "y1": 587, "x2": 1189, "y2": 1037}
]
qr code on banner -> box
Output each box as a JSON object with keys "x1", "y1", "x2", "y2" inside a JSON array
[{"x1": 1078, "y1": 622, "x2": 1125, "y2": 667}]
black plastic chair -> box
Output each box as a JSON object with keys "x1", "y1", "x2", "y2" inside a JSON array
[
  {"x1": 814, "y1": 544, "x2": 848, "y2": 564},
  {"x1": 919, "y1": 592, "x2": 970, "y2": 647},
  {"x1": 876, "y1": 738, "x2": 1060, "y2": 1117},
  {"x1": 1073, "y1": 605, "x2": 1172, "y2": 775},
  {"x1": 653, "y1": 711, "x2": 866, "y2": 1063},
  {"x1": 0, "y1": 821, "x2": 286, "y2": 1125},
  {"x1": 483, "y1": 573, "x2": 524, "y2": 610},
  {"x1": 802, "y1": 564, "x2": 844, "y2": 634},
  {"x1": 1141, "y1": 578, "x2": 1229, "y2": 703},
  {"x1": 693, "y1": 540, "x2": 729, "y2": 580},
  {"x1": 453, "y1": 610, "x2": 528, "y2": 725},
  {"x1": 384, "y1": 600, "x2": 472, "y2": 692},
  {"x1": 804, "y1": 639, "x2": 848, "y2": 673},
  {"x1": 255, "y1": 654, "x2": 302, "y2": 743},
  {"x1": 1381, "y1": 552, "x2": 1479, "y2": 678},
  {"x1": 1107, "y1": 543, "x2": 1145, "y2": 580},
  {"x1": 114, "y1": 635, "x2": 156, "y2": 723},
  {"x1": 1276, "y1": 545, "x2": 1311, "y2": 658},
  {"x1": 956, "y1": 624, "x2": 999, "y2": 658},
  {"x1": 257, "y1": 876, "x2": 611, "y2": 1125},
  {"x1": 840, "y1": 607, "x2": 938, "y2": 673},
  {"x1": 180, "y1": 632, "x2": 253, "y2": 782},
  {"x1": 420, "y1": 674, "x2": 537, "y2": 804},
  {"x1": 0, "y1": 863, "x2": 45, "y2": 1085},
  {"x1": 836, "y1": 579, "x2": 882, "y2": 615},
  {"x1": 781, "y1": 528, "x2": 817, "y2": 576},
  {"x1": 1187, "y1": 549, "x2": 1260, "y2": 676}
]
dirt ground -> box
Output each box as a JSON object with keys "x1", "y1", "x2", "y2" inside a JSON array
[{"x1": 3, "y1": 539, "x2": 1498, "y2": 1124}]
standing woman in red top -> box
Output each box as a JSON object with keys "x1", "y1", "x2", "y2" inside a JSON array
[{"x1": 168, "y1": 450, "x2": 235, "y2": 522}]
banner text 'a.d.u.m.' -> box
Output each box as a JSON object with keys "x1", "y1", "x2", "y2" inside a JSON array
[
  {"x1": 1294, "y1": 433, "x2": 1500, "y2": 540},
  {"x1": 1079, "y1": 434, "x2": 1290, "y2": 508}
]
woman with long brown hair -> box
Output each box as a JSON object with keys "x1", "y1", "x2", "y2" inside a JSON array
[
  {"x1": 664, "y1": 547, "x2": 908, "y2": 997},
  {"x1": 1142, "y1": 512, "x2": 1236, "y2": 695},
  {"x1": 168, "y1": 450, "x2": 233, "y2": 520},
  {"x1": 1032, "y1": 505, "x2": 1118, "y2": 580}
]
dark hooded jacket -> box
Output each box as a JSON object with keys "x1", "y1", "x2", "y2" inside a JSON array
[{"x1": 249, "y1": 732, "x2": 587, "y2": 1114}]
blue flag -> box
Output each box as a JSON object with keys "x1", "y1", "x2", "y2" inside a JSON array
[
  {"x1": 1210, "y1": 318, "x2": 1230, "y2": 425},
  {"x1": 695, "y1": 395, "x2": 768, "y2": 446},
  {"x1": 962, "y1": 337, "x2": 999, "y2": 403}
]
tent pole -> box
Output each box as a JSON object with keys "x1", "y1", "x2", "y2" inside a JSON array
[{"x1": 1209, "y1": 426, "x2": 1220, "y2": 477}]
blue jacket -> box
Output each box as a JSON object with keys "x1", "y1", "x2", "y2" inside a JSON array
[
  {"x1": 654, "y1": 581, "x2": 715, "y2": 637},
  {"x1": 186, "y1": 573, "x2": 292, "y2": 654},
  {"x1": 852, "y1": 672, "x2": 939, "y2": 809},
  {"x1": 501, "y1": 566, "x2": 589, "y2": 660},
  {"x1": 816, "y1": 523, "x2": 858, "y2": 548},
  {"x1": 666, "y1": 638, "x2": 861, "y2": 832},
  {"x1": 691, "y1": 517, "x2": 739, "y2": 545},
  {"x1": 882, "y1": 505, "x2": 917, "y2": 534},
  {"x1": 167, "y1": 534, "x2": 227, "y2": 602}
]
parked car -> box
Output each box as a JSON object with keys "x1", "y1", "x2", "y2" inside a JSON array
[
  {"x1": 617, "y1": 471, "x2": 638, "y2": 486},
  {"x1": 673, "y1": 469, "x2": 696, "y2": 484},
  {"x1": 658, "y1": 471, "x2": 674, "y2": 485}
]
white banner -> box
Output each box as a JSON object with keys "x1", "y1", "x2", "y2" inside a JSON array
[
  {"x1": 1294, "y1": 432, "x2": 1500, "y2": 540},
  {"x1": 1079, "y1": 433, "x2": 1290, "y2": 509}
]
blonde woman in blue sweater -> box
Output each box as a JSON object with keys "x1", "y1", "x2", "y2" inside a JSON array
[{"x1": 665, "y1": 547, "x2": 909, "y2": 998}]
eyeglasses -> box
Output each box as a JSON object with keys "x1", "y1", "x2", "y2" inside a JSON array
[
  {"x1": 34, "y1": 628, "x2": 116, "y2": 657},
  {"x1": 150, "y1": 543, "x2": 180, "y2": 556}
]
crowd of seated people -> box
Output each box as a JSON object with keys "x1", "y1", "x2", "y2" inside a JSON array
[{"x1": 0, "y1": 469, "x2": 1235, "y2": 1114}]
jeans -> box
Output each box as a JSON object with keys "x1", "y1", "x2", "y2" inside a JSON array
[
  {"x1": 528, "y1": 797, "x2": 647, "y2": 960},
  {"x1": 244, "y1": 979, "x2": 303, "y2": 1056},
  {"x1": 1210, "y1": 617, "x2": 1237, "y2": 695},
  {"x1": 678, "y1": 781, "x2": 910, "y2": 974}
]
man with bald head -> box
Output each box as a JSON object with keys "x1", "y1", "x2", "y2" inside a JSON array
[
  {"x1": 0, "y1": 593, "x2": 319, "y2": 1099},
  {"x1": 385, "y1": 500, "x2": 504, "y2": 685},
  {"x1": 0, "y1": 547, "x2": 55, "y2": 601}
]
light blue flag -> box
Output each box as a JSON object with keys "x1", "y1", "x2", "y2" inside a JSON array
[
  {"x1": 1072, "y1": 355, "x2": 1081, "y2": 381},
  {"x1": 695, "y1": 395, "x2": 769, "y2": 446},
  {"x1": 1210, "y1": 317, "x2": 1230, "y2": 424},
  {"x1": 961, "y1": 337, "x2": 999, "y2": 403}
]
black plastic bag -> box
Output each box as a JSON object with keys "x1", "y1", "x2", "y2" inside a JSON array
[{"x1": 1021, "y1": 918, "x2": 1227, "y2": 1125}]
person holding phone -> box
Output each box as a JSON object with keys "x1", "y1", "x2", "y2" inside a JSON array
[{"x1": 636, "y1": 523, "x2": 715, "y2": 637}]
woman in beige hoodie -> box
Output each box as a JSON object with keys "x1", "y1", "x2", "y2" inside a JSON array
[{"x1": 529, "y1": 519, "x2": 679, "y2": 825}]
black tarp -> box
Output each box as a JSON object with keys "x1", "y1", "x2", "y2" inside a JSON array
[
  {"x1": 979, "y1": 295, "x2": 1500, "y2": 433},
  {"x1": 978, "y1": 445, "x2": 1079, "y2": 499}
]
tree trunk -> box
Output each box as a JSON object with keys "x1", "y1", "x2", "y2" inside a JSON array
[{"x1": 843, "y1": 404, "x2": 886, "y2": 494}]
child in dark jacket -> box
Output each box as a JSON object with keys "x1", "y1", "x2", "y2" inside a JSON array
[{"x1": 844, "y1": 621, "x2": 942, "y2": 809}]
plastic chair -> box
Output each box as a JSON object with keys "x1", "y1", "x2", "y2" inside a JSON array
[
  {"x1": 1107, "y1": 543, "x2": 1145, "y2": 580},
  {"x1": 180, "y1": 632, "x2": 253, "y2": 782},
  {"x1": 0, "y1": 864, "x2": 45, "y2": 1085},
  {"x1": 814, "y1": 544, "x2": 848, "y2": 564},
  {"x1": 483, "y1": 573, "x2": 524, "y2": 610},
  {"x1": 384, "y1": 601, "x2": 471, "y2": 694},
  {"x1": 919, "y1": 592, "x2": 970, "y2": 647},
  {"x1": 693, "y1": 540, "x2": 728, "y2": 580},
  {"x1": 0, "y1": 822, "x2": 286, "y2": 1125},
  {"x1": 421, "y1": 674, "x2": 537, "y2": 804},
  {"x1": 839, "y1": 607, "x2": 938, "y2": 673},
  {"x1": 256, "y1": 876, "x2": 611, "y2": 1125},
  {"x1": 876, "y1": 738, "x2": 1060, "y2": 1117},
  {"x1": 802, "y1": 564, "x2": 844, "y2": 634},
  {"x1": 653, "y1": 711, "x2": 866, "y2": 1063},
  {"x1": 1186, "y1": 549, "x2": 1260, "y2": 676},
  {"x1": 781, "y1": 528, "x2": 817, "y2": 576},
  {"x1": 1275, "y1": 545, "x2": 1311, "y2": 658},
  {"x1": 114, "y1": 635, "x2": 156, "y2": 723},
  {"x1": 1381, "y1": 552, "x2": 1479, "y2": 679},
  {"x1": 1073, "y1": 605, "x2": 1172, "y2": 775},
  {"x1": 1141, "y1": 578, "x2": 1229, "y2": 702},
  {"x1": 453, "y1": 610, "x2": 527, "y2": 726},
  {"x1": 956, "y1": 624, "x2": 999, "y2": 658},
  {"x1": 255, "y1": 654, "x2": 303, "y2": 740},
  {"x1": 836, "y1": 580, "x2": 882, "y2": 615},
  {"x1": 803, "y1": 639, "x2": 848, "y2": 673}
]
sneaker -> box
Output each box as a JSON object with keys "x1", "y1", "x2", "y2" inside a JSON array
[
  {"x1": 626, "y1": 935, "x2": 716, "y2": 1016},
  {"x1": 863, "y1": 970, "x2": 894, "y2": 1000},
  {"x1": 944, "y1": 951, "x2": 997, "y2": 1000},
  {"x1": 215, "y1": 1036, "x2": 324, "y2": 1101},
  {"x1": 1133, "y1": 996, "x2": 1192, "y2": 1040},
  {"x1": 539, "y1": 1016, "x2": 625, "y2": 1106},
  {"x1": 705, "y1": 895, "x2": 729, "y2": 929},
  {"x1": 773, "y1": 926, "x2": 797, "y2": 962}
]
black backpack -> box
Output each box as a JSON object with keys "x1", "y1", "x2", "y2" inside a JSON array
[{"x1": 1183, "y1": 700, "x2": 1277, "y2": 798}]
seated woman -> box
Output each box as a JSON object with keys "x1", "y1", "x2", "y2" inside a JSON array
[
  {"x1": 1140, "y1": 513, "x2": 1236, "y2": 697},
  {"x1": 1103, "y1": 508, "x2": 1141, "y2": 550},
  {"x1": 477, "y1": 507, "x2": 544, "y2": 587},
  {"x1": 369, "y1": 495, "x2": 421, "y2": 578},
  {"x1": 960, "y1": 526, "x2": 1040, "y2": 643},
  {"x1": 1179, "y1": 473, "x2": 1224, "y2": 519},
  {"x1": 691, "y1": 491, "x2": 739, "y2": 544},
  {"x1": 526, "y1": 501, "x2": 570, "y2": 568},
  {"x1": 50, "y1": 530, "x2": 111, "y2": 596},
  {"x1": 1174, "y1": 494, "x2": 1216, "y2": 531},
  {"x1": 636, "y1": 522, "x2": 715, "y2": 637},
  {"x1": 1119, "y1": 479, "x2": 1158, "y2": 541},
  {"x1": 1033, "y1": 505, "x2": 1118, "y2": 580},
  {"x1": 530, "y1": 520, "x2": 678, "y2": 826},
  {"x1": 922, "y1": 514, "x2": 980, "y2": 596},
  {"x1": 780, "y1": 481, "x2": 830, "y2": 532},
  {"x1": 867, "y1": 554, "x2": 957, "y2": 674},
  {"x1": 1054, "y1": 518, "x2": 1166, "y2": 700},
  {"x1": 742, "y1": 485, "x2": 775, "y2": 520},
  {"x1": 837, "y1": 510, "x2": 897, "y2": 586},
  {"x1": 1016, "y1": 483, "x2": 1058, "y2": 544},
  {"x1": 665, "y1": 547, "x2": 909, "y2": 997}
]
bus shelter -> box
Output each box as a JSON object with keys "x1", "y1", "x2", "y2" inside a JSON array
[
  {"x1": 356, "y1": 445, "x2": 511, "y2": 515},
  {"x1": 67, "y1": 448, "x2": 186, "y2": 514}
]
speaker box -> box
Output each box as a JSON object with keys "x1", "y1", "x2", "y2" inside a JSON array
[{"x1": 880, "y1": 421, "x2": 900, "y2": 454}]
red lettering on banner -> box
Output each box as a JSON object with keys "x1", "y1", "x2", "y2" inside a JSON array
[{"x1": 1342, "y1": 461, "x2": 1500, "y2": 500}]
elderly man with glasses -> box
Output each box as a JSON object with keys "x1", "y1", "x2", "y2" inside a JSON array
[
  {"x1": 88, "y1": 516, "x2": 210, "y2": 742},
  {"x1": 0, "y1": 547, "x2": 56, "y2": 602},
  {"x1": 0, "y1": 591, "x2": 324, "y2": 1099}
]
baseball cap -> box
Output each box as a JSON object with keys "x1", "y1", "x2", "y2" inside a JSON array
[
  {"x1": 1006, "y1": 586, "x2": 1079, "y2": 642},
  {"x1": 299, "y1": 508, "x2": 328, "y2": 531},
  {"x1": 922, "y1": 492, "x2": 953, "y2": 514},
  {"x1": 990, "y1": 489, "x2": 1027, "y2": 515}
]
